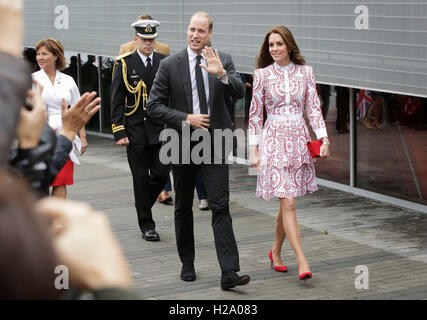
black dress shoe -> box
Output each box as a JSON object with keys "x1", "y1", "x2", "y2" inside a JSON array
[
  {"x1": 221, "y1": 272, "x2": 250, "y2": 290},
  {"x1": 141, "y1": 229, "x2": 160, "y2": 242},
  {"x1": 181, "y1": 264, "x2": 196, "y2": 282}
]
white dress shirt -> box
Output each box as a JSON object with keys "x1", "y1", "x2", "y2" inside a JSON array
[
  {"x1": 187, "y1": 46, "x2": 210, "y2": 114},
  {"x1": 137, "y1": 50, "x2": 154, "y2": 67},
  {"x1": 32, "y1": 69, "x2": 82, "y2": 164}
]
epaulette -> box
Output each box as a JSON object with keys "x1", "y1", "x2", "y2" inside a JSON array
[
  {"x1": 112, "y1": 51, "x2": 132, "y2": 79},
  {"x1": 115, "y1": 51, "x2": 132, "y2": 61}
]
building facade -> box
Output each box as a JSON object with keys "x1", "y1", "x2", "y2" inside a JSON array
[{"x1": 23, "y1": 0, "x2": 427, "y2": 211}]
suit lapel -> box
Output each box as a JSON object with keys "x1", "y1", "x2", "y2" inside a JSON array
[
  {"x1": 208, "y1": 50, "x2": 225, "y2": 114},
  {"x1": 208, "y1": 73, "x2": 216, "y2": 114},
  {"x1": 152, "y1": 52, "x2": 160, "y2": 80},
  {"x1": 177, "y1": 50, "x2": 193, "y2": 113}
]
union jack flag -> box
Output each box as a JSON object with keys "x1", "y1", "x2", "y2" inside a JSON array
[{"x1": 356, "y1": 90, "x2": 372, "y2": 120}]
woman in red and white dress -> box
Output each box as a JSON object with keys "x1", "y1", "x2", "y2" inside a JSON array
[
  {"x1": 249, "y1": 26, "x2": 330, "y2": 281},
  {"x1": 33, "y1": 38, "x2": 88, "y2": 198}
]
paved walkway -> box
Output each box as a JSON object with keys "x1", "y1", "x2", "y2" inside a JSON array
[{"x1": 70, "y1": 135, "x2": 427, "y2": 300}]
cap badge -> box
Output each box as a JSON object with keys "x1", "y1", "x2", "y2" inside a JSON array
[{"x1": 145, "y1": 25, "x2": 152, "y2": 33}]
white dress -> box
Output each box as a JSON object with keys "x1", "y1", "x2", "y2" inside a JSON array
[
  {"x1": 32, "y1": 69, "x2": 82, "y2": 164},
  {"x1": 248, "y1": 62, "x2": 328, "y2": 200}
]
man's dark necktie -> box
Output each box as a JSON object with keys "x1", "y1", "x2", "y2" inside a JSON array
[
  {"x1": 195, "y1": 55, "x2": 208, "y2": 114},
  {"x1": 146, "y1": 57, "x2": 152, "y2": 73}
]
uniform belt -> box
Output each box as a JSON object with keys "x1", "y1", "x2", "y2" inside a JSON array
[{"x1": 268, "y1": 113, "x2": 303, "y2": 120}]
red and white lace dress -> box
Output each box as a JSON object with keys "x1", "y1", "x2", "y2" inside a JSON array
[{"x1": 248, "y1": 62, "x2": 327, "y2": 201}]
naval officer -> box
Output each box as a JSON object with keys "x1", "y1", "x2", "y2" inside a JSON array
[{"x1": 111, "y1": 19, "x2": 169, "y2": 241}]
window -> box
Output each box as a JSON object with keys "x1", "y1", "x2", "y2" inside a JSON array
[{"x1": 356, "y1": 91, "x2": 427, "y2": 205}]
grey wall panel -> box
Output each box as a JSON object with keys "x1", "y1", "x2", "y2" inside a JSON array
[{"x1": 23, "y1": 0, "x2": 427, "y2": 97}]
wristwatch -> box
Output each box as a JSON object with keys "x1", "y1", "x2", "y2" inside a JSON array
[
  {"x1": 216, "y1": 69, "x2": 227, "y2": 80},
  {"x1": 322, "y1": 140, "x2": 331, "y2": 146}
]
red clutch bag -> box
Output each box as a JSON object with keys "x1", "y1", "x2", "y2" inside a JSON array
[{"x1": 307, "y1": 140, "x2": 322, "y2": 158}]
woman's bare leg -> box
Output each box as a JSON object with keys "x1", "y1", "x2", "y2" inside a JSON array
[
  {"x1": 271, "y1": 208, "x2": 286, "y2": 266},
  {"x1": 280, "y1": 198, "x2": 310, "y2": 275}
]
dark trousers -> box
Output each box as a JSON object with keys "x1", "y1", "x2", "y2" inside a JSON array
[
  {"x1": 162, "y1": 172, "x2": 172, "y2": 192},
  {"x1": 172, "y1": 163, "x2": 240, "y2": 273},
  {"x1": 127, "y1": 143, "x2": 169, "y2": 232},
  {"x1": 195, "y1": 168, "x2": 207, "y2": 200}
]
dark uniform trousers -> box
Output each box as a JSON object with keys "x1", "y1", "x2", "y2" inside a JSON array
[
  {"x1": 110, "y1": 50, "x2": 169, "y2": 233},
  {"x1": 127, "y1": 143, "x2": 168, "y2": 232}
]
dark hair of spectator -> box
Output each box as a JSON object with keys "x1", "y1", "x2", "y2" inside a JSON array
[
  {"x1": 0, "y1": 171, "x2": 62, "y2": 299},
  {"x1": 22, "y1": 48, "x2": 40, "y2": 72},
  {"x1": 256, "y1": 26, "x2": 306, "y2": 69},
  {"x1": 35, "y1": 38, "x2": 67, "y2": 70}
]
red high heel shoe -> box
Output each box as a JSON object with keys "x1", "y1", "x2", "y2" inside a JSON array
[
  {"x1": 298, "y1": 267, "x2": 312, "y2": 281},
  {"x1": 268, "y1": 250, "x2": 288, "y2": 272}
]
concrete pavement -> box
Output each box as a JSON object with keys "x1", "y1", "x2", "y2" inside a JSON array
[{"x1": 69, "y1": 135, "x2": 427, "y2": 300}]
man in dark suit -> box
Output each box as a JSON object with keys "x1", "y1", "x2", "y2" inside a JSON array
[
  {"x1": 147, "y1": 12, "x2": 250, "y2": 290},
  {"x1": 111, "y1": 19, "x2": 169, "y2": 242}
]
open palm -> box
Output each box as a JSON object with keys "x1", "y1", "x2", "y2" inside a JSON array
[{"x1": 200, "y1": 46, "x2": 223, "y2": 76}]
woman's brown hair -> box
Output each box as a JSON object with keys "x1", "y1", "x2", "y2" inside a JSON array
[
  {"x1": 35, "y1": 38, "x2": 67, "y2": 70},
  {"x1": 256, "y1": 26, "x2": 306, "y2": 69}
]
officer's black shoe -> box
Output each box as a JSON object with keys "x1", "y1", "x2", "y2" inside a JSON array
[
  {"x1": 142, "y1": 229, "x2": 160, "y2": 242},
  {"x1": 181, "y1": 264, "x2": 196, "y2": 282},
  {"x1": 220, "y1": 271, "x2": 250, "y2": 290}
]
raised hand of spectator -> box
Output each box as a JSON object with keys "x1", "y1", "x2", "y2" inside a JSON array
[
  {"x1": 35, "y1": 198, "x2": 132, "y2": 291},
  {"x1": 16, "y1": 81, "x2": 47, "y2": 149},
  {"x1": 0, "y1": 0, "x2": 23, "y2": 58},
  {"x1": 60, "y1": 91, "x2": 100, "y2": 143}
]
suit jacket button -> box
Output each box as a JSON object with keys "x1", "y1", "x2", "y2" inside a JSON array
[{"x1": 144, "y1": 117, "x2": 147, "y2": 121}]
